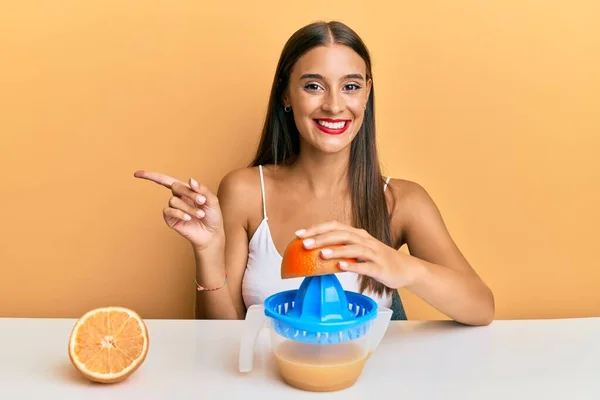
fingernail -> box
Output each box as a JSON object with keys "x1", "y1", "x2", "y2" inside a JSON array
[
  {"x1": 196, "y1": 195, "x2": 206, "y2": 204},
  {"x1": 183, "y1": 214, "x2": 191, "y2": 221},
  {"x1": 339, "y1": 261, "x2": 348, "y2": 269},
  {"x1": 295, "y1": 229, "x2": 306, "y2": 236},
  {"x1": 197, "y1": 209, "x2": 205, "y2": 218},
  {"x1": 320, "y1": 248, "x2": 333, "y2": 257},
  {"x1": 303, "y1": 238, "x2": 315, "y2": 248},
  {"x1": 190, "y1": 178, "x2": 199, "y2": 188}
]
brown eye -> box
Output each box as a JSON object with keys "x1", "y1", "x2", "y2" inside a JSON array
[{"x1": 304, "y1": 83, "x2": 322, "y2": 91}]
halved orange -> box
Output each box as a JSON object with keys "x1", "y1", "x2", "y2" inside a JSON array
[
  {"x1": 68, "y1": 306, "x2": 149, "y2": 383},
  {"x1": 281, "y1": 237, "x2": 357, "y2": 279}
]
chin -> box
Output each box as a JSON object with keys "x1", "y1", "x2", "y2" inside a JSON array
[
  {"x1": 315, "y1": 145, "x2": 348, "y2": 154},
  {"x1": 310, "y1": 135, "x2": 355, "y2": 154}
]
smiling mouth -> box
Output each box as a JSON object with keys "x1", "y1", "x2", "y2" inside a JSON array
[{"x1": 313, "y1": 119, "x2": 351, "y2": 135}]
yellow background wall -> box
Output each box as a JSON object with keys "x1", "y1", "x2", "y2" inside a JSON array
[{"x1": 1, "y1": 1, "x2": 598, "y2": 320}]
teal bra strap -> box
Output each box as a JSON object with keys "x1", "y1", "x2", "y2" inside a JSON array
[{"x1": 391, "y1": 290, "x2": 407, "y2": 320}]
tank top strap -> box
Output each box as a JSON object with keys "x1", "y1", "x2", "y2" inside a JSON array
[
  {"x1": 258, "y1": 165, "x2": 268, "y2": 220},
  {"x1": 383, "y1": 176, "x2": 391, "y2": 192}
]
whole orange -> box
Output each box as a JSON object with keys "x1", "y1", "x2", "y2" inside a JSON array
[{"x1": 281, "y1": 237, "x2": 357, "y2": 279}]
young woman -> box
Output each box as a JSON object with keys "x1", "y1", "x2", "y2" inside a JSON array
[{"x1": 134, "y1": 21, "x2": 495, "y2": 326}]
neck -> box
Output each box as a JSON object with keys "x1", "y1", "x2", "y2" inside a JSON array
[{"x1": 290, "y1": 148, "x2": 351, "y2": 198}]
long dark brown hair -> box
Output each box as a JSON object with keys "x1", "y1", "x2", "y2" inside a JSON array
[{"x1": 249, "y1": 21, "x2": 395, "y2": 297}]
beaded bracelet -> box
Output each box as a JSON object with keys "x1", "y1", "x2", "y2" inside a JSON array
[{"x1": 195, "y1": 272, "x2": 228, "y2": 292}]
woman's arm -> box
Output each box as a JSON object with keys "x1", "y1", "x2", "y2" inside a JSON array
[
  {"x1": 395, "y1": 180, "x2": 495, "y2": 326},
  {"x1": 294, "y1": 179, "x2": 494, "y2": 326},
  {"x1": 195, "y1": 169, "x2": 252, "y2": 320},
  {"x1": 133, "y1": 168, "x2": 250, "y2": 320},
  {"x1": 193, "y1": 243, "x2": 239, "y2": 319}
]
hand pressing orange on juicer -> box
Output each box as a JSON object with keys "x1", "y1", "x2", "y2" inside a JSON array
[{"x1": 281, "y1": 237, "x2": 357, "y2": 279}]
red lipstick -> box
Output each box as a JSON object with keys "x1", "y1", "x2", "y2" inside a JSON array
[{"x1": 313, "y1": 118, "x2": 351, "y2": 135}]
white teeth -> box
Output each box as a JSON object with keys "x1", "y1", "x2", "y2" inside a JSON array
[{"x1": 317, "y1": 120, "x2": 346, "y2": 129}]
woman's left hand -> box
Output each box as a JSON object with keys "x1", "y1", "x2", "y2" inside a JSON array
[{"x1": 295, "y1": 220, "x2": 419, "y2": 289}]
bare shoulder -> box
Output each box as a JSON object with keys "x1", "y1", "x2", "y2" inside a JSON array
[
  {"x1": 217, "y1": 166, "x2": 263, "y2": 228},
  {"x1": 385, "y1": 178, "x2": 442, "y2": 245},
  {"x1": 218, "y1": 166, "x2": 261, "y2": 196},
  {"x1": 386, "y1": 178, "x2": 434, "y2": 210}
]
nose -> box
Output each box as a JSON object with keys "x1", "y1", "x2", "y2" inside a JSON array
[{"x1": 321, "y1": 90, "x2": 345, "y2": 114}]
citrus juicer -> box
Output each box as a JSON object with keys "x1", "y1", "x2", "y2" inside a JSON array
[{"x1": 238, "y1": 273, "x2": 393, "y2": 391}]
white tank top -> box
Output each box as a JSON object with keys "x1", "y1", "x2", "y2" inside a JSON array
[{"x1": 241, "y1": 165, "x2": 393, "y2": 309}]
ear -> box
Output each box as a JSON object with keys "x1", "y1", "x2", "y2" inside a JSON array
[
  {"x1": 282, "y1": 91, "x2": 290, "y2": 108},
  {"x1": 365, "y1": 78, "x2": 373, "y2": 103}
]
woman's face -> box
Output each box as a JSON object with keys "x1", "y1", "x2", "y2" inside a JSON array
[{"x1": 284, "y1": 44, "x2": 372, "y2": 155}]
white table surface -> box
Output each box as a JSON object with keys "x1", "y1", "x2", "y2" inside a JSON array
[{"x1": 1, "y1": 317, "x2": 598, "y2": 399}]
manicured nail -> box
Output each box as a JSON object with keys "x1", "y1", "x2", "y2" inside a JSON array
[
  {"x1": 320, "y1": 248, "x2": 333, "y2": 257},
  {"x1": 183, "y1": 214, "x2": 191, "y2": 221},
  {"x1": 339, "y1": 261, "x2": 348, "y2": 269},
  {"x1": 303, "y1": 238, "x2": 315, "y2": 248},
  {"x1": 197, "y1": 209, "x2": 205, "y2": 218},
  {"x1": 295, "y1": 229, "x2": 306, "y2": 236},
  {"x1": 190, "y1": 178, "x2": 199, "y2": 188},
  {"x1": 196, "y1": 195, "x2": 206, "y2": 204}
]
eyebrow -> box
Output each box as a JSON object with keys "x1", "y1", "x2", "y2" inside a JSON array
[{"x1": 299, "y1": 73, "x2": 364, "y2": 81}]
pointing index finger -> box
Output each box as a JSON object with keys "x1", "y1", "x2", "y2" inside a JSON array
[{"x1": 133, "y1": 170, "x2": 183, "y2": 189}]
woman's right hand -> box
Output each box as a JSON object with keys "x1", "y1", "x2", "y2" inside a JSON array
[{"x1": 134, "y1": 170, "x2": 224, "y2": 252}]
